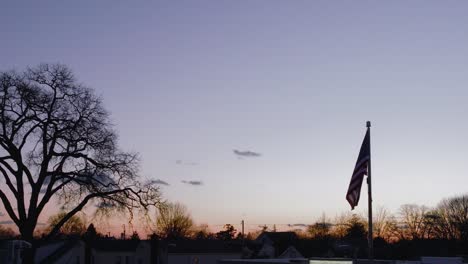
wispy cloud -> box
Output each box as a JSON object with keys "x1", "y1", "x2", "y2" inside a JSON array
[
  {"x1": 0, "y1": 220, "x2": 14, "y2": 225},
  {"x1": 181, "y1": 180, "x2": 203, "y2": 186},
  {"x1": 233, "y1": 149, "x2": 261, "y2": 158},
  {"x1": 176, "y1": 160, "x2": 198, "y2": 166},
  {"x1": 149, "y1": 179, "x2": 170, "y2": 186}
]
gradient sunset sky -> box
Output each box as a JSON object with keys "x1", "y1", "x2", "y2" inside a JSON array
[{"x1": 1, "y1": 1, "x2": 468, "y2": 232}]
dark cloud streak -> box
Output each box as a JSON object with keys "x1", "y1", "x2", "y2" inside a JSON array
[
  {"x1": 181, "y1": 180, "x2": 203, "y2": 186},
  {"x1": 233, "y1": 149, "x2": 261, "y2": 157},
  {"x1": 150, "y1": 179, "x2": 170, "y2": 186},
  {"x1": 176, "y1": 160, "x2": 198, "y2": 166}
]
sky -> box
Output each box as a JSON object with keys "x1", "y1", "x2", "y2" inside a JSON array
[{"x1": 1, "y1": 1, "x2": 468, "y2": 233}]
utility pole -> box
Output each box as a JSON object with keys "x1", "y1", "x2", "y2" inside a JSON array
[
  {"x1": 241, "y1": 220, "x2": 245, "y2": 246},
  {"x1": 366, "y1": 121, "x2": 374, "y2": 260},
  {"x1": 121, "y1": 224, "x2": 126, "y2": 240}
]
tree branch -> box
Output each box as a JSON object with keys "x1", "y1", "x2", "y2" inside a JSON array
[
  {"x1": 0, "y1": 163, "x2": 18, "y2": 196},
  {"x1": 44, "y1": 188, "x2": 132, "y2": 239},
  {"x1": 0, "y1": 189, "x2": 20, "y2": 225}
]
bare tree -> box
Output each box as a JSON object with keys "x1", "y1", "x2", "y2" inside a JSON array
[
  {"x1": 436, "y1": 194, "x2": 468, "y2": 240},
  {"x1": 307, "y1": 214, "x2": 332, "y2": 239},
  {"x1": 46, "y1": 211, "x2": 86, "y2": 236},
  {"x1": 193, "y1": 223, "x2": 215, "y2": 239},
  {"x1": 398, "y1": 204, "x2": 429, "y2": 240},
  {"x1": 216, "y1": 224, "x2": 237, "y2": 240},
  {"x1": 331, "y1": 212, "x2": 355, "y2": 238},
  {"x1": 373, "y1": 206, "x2": 400, "y2": 241},
  {"x1": 156, "y1": 202, "x2": 194, "y2": 240},
  {"x1": 343, "y1": 214, "x2": 367, "y2": 241},
  {"x1": 0, "y1": 224, "x2": 16, "y2": 239},
  {"x1": 422, "y1": 210, "x2": 446, "y2": 239},
  {"x1": 0, "y1": 64, "x2": 162, "y2": 247}
]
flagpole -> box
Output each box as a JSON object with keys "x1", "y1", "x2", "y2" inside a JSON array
[{"x1": 366, "y1": 121, "x2": 374, "y2": 260}]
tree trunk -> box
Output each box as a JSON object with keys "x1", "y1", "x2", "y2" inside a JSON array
[
  {"x1": 23, "y1": 243, "x2": 37, "y2": 264},
  {"x1": 20, "y1": 226, "x2": 37, "y2": 264}
]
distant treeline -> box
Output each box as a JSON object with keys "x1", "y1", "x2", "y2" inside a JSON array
[{"x1": 1, "y1": 194, "x2": 467, "y2": 259}]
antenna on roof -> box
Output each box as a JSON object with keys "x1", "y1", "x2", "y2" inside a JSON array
[{"x1": 121, "y1": 224, "x2": 126, "y2": 240}]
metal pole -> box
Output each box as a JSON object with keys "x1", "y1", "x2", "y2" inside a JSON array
[
  {"x1": 241, "y1": 220, "x2": 245, "y2": 247},
  {"x1": 366, "y1": 121, "x2": 374, "y2": 260}
]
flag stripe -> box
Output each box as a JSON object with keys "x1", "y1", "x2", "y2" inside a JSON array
[
  {"x1": 346, "y1": 128, "x2": 370, "y2": 210},
  {"x1": 353, "y1": 156, "x2": 370, "y2": 173}
]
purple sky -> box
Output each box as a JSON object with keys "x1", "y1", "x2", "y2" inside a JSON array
[{"x1": 1, "y1": 1, "x2": 468, "y2": 232}]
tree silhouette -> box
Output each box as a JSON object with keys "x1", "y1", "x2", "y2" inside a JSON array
[
  {"x1": 399, "y1": 204, "x2": 429, "y2": 240},
  {"x1": 83, "y1": 223, "x2": 99, "y2": 240},
  {"x1": 156, "y1": 202, "x2": 194, "y2": 240},
  {"x1": 344, "y1": 216, "x2": 367, "y2": 241},
  {"x1": 216, "y1": 224, "x2": 237, "y2": 240},
  {"x1": 46, "y1": 211, "x2": 86, "y2": 236},
  {"x1": 193, "y1": 224, "x2": 215, "y2": 240},
  {"x1": 437, "y1": 194, "x2": 468, "y2": 240},
  {"x1": 131, "y1": 231, "x2": 140, "y2": 240},
  {"x1": 307, "y1": 214, "x2": 332, "y2": 239},
  {"x1": 0, "y1": 64, "x2": 162, "y2": 255},
  {"x1": 0, "y1": 224, "x2": 15, "y2": 239},
  {"x1": 308, "y1": 222, "x2": 332, "y2": 239}
]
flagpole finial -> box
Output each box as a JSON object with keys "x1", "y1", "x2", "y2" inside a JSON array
[{"x1": 366, "y1": 121, "x2": 371, "y2": 128}]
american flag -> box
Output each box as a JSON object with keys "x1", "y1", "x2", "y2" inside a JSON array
[{"x1": 346, "y1": 128, "x2": 370, "y2": 210}]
